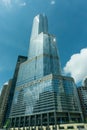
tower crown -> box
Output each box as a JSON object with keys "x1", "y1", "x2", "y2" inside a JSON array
[{"x1": 28, "y1": 14, "x2": 61, "y2": 75}]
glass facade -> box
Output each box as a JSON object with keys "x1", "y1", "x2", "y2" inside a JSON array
[
  {"x1": 10, "y1": 14, "x2": 83, "y2": 128},
  {"x1": 77, "y1": 78, "x2": 87, "y2": 121},
  {"x1": 10, "y1": 75, "x2": 81, "y2": 116}
]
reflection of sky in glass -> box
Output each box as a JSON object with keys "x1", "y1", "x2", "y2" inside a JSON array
[
  {"x1": 24, "y1": 80, "x2": 52, "y2": 114},
  {"x1": 10, "y1": 75, "x2": 80, "y2": 117},
  {"x1": 13, "y1": 91, "x2": 18, "y2": 104},
  {"x1": 16, "y1": 33, "x2": 61, "y2": 87}
]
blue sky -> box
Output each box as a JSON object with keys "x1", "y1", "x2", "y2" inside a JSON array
[{"x1": 0, "y1": 0, "x2": 87, "y2": 92}]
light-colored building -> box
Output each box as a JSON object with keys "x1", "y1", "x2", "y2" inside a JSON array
[{"x1": 0, "y1": 56, "x2": 27, "y2": 128}]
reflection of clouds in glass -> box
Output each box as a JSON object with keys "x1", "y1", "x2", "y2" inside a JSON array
[
  {"x1": 24, "y1": 80, "x2": 52, "y2": 114},
  {"x1": 53, "y1": 38, "x2": 56, "y2": 42},
  {"x1": 24, "y1": 80, "x2": 52, "y2": 100},
  {"x1": 35, "y1": 16, "x2": 39, "y2": 23},
  {"x1": 26, "y1": 106, "x2": 33, "y2": 114},
  {"x1": 13, "y1": 92, "x2": 18, "y2": 104}
]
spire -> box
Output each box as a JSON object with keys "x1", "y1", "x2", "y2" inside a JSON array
[{"x1": 30, "y1": 14, "x2": 48, "y2": 40}]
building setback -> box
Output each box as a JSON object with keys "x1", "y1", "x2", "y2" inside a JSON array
[
  {"x1": 9, "y1": 14, "x2": 83, "y2": 129},
  {"x1": 77, "y1": 78, "x2": 87, "y2": 122},
  {"x1": 5, "y1": 56, "x2": 27, "y2": 122}
]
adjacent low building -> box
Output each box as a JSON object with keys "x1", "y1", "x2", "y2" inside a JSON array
[
  {"x1": 0, "y1": 79, "x2": 12, "y2": 128},
  {"x1": 0, "y1": 56, "x2": 27, "y2": 128},
  {"x1": 5, "y1": 56, "x2": 27, "y2": 123},
  {"x1": 77, "y1": 78, "x2": 87, "y2": 122}
]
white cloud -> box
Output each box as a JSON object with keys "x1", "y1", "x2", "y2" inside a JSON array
[
  {"x1": 63, "y1": 48, "x2": 87, "y2": 84},
  {"x1": 19, "y1": 2, "x2": 26, "y2": 7},
  {"x1": 2, "y1": 0, "x2": 11, "y2": 7},
  {"x1": 1, "y1": 0, "x2": 27, "y2": 7},
  {"x1": 50, "y1": 0, "x2": 55, "y2": 5},
  {"x1": 14, "y1": 0, "x2": 27, "y2": 7}
]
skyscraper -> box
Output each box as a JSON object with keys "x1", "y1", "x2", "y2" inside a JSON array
[{"x1": 9, "y1": 14, "x2": 83, "y2": 129}]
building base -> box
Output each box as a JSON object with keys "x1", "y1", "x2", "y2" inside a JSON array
[{"x1": 10, "y1": 123, "x2": 87, "y2": 130}]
